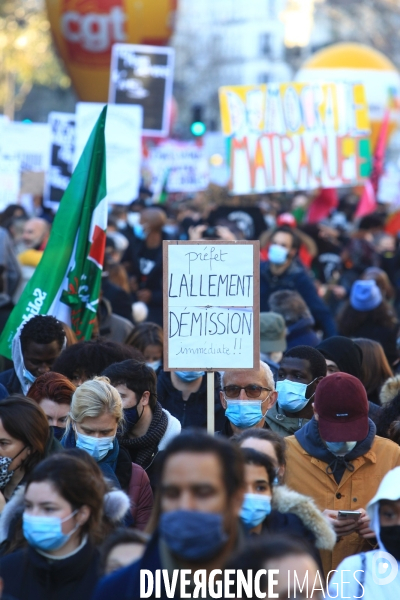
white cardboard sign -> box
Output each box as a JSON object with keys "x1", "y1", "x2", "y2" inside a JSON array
[
  {"x1": 74, "y1": 103, "x2": 143, "y2": 205},
  {"x1": 163, "y1": 241, "x2": 260, "y2": 370}
]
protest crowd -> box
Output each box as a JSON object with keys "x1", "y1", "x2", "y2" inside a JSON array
[
  {"x1": 1, "y1": 7, "x2": 400, "y2": 594},
  {"x1": 0, "y1": 185, "x2": 398, "y2": 600}
]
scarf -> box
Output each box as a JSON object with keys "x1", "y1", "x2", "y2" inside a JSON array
[{"x1": 118, "y1": 402, "x2": 168, "y2": 468}]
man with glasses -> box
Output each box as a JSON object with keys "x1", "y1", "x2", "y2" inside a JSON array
[{"x1": 217, "y1": 361, "x2": 277, "y2": 437}]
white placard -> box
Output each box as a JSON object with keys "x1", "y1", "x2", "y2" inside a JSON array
[
  {"x1": 147, "y1": 141, "x2": 209, "y2": 194},
  {"x1": 74, "y1": 103, "x2": 143, "y2": 205},
  {"x1": 164, "y1": 241, "x2": 259, "y2": 370},
  {"x1": 0, "y1": 122, "x2": 50, "y2": 173},
  {"x1": 0, "y1": 156, "x2": 20, "y2": 210}
]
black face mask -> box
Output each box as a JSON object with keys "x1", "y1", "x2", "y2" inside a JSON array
[
  {"x1": 51, "y1": 426, "x2": 65, "y2": 441},
  {"x1": 124, "y1": 404, "x2": 143, "y2": 430},
  {"x1": 380, "y1": 525, "x2": 400, "y2": 561}
]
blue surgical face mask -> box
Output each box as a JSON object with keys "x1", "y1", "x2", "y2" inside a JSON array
[
  {"x1": 146, "y1": 360, "x2": 162, "y2": 371},
  {"x1": 127, "y1": 212, "x2": 140, "y2": 228},
  {"x1": 175, "y1": 371, "x2": 205, "y2": 382},
  {"x1": 240, "y1": 493, "x2": 272, "y2": 529},
  {"x1": 159, "y1": 510, "x2": 228, "y2": 561},
  {"x1": 133, "y1": 223, "x2": 146, "y2": 240},
  {"x1": 75, "y1": 431, "x2": 114, "y2": 461},
  {"x1": 325, "y1": 441, "x2": 357, "y2": 456},
  {"x1": 22, "y1": 368, "x2": 36, "y2": 384},
  {"x1": 23, "y1": 510, "x2": 79, "y2": 551},
  {"x1": 276, "y1": 378, "x2": 317, "y2": 413},
  {"x1": 268, "y1": 244, "x2": 289, "y2": 265},
  {"x1": 225, "y1": 397, "x2": 270, "y2": 428}
]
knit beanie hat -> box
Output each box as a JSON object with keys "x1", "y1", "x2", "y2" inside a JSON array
[
  {"x1": 350, "y1": 280, "x2": 382, "y2": 312},
  {"x1": 316, "y1": 336, "x2": 363, "y2": 380}
]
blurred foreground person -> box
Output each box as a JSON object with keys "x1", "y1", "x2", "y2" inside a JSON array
[
  {"x1": 226, "y1": 535, "x2": 324, "y2": 600},
  {"x1": 329, "y1": 467, "x2": 400, "y2": 599},
  {"x1": 27, "y1": 372, "x2": 75, "y2": 440},
  {"x1": 0, "y1": 454, "x2": 106, "y2": 600},
  {"x1": 0, "y1": 315, "x2": 66, "y2": 396},
  {"x1": 91, "y1": 431, "x2": 245, "y2": 600},
  {"x1": 62, "y1": 377, "x2": 153, "y2": 529},
  {"x1": 100, "y1": 529, "x2": 148, "y2": 576}
]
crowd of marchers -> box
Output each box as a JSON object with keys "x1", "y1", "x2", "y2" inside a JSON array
[{"x1": 0, "y1": 194, "x2": 398, "y2": 598}]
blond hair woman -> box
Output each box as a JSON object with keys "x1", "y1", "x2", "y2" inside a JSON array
[{"x1": 62, "y1": 377, "x2": 153, "y2": 530}]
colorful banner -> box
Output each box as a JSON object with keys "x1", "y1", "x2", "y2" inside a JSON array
[{"x1": 219, "y1": 82, "x2": 372, "y2": 194}]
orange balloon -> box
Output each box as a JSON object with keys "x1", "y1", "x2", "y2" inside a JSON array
[{"x1": 46, "y1": 0, "x2": 176, "y2": 101}]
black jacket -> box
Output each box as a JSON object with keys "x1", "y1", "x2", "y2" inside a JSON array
[
  {"x1": 0, "y1": 541, "x2": 100, "y2": 600},
  {"x1": 157, "y1": 371, "x2": 225, "y2": 430},
  {"x1": 0, "y1": 369, "x2": 21, "y2": 396}
]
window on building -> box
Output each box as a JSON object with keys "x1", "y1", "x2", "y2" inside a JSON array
[{"x1": 260, "y1": 33, "x2": 271, "y2": 56}]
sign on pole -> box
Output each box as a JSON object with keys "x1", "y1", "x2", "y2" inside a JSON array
[
  {"x1": 109, "y1": 43, "x2": 174, "y2": 137},
  {"x1": 44, "y1": 112, "x2": 76, "y2": 210},
  {"x1": 163, "y1": 240, "x2": 260, "y2": 433},
  {"x1": 219, "y1": 82, "x2": 372, "y2": 194}
]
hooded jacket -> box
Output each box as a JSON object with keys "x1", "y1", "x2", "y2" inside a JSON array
[
  {"x1": 265, "y1": 401, "x2": 311, "y2": 437},
  {"x1": 328, "y1": 467, "x2": 400, "y2": 599},
  {"x1": 285, "y1": 418, "x2": 400, "y2": 575},
  {"x1": 286, "y1": 317, "x2": 320, "y2": 350}
]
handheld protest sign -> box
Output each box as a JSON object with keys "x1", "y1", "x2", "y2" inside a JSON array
[{"x1": 163, "y1": 241, "x2": 260, "y2": 433}]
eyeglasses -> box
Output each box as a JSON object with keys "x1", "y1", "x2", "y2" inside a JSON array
[{"x1": 222, "y1": 385, "x2": 272, "y2": 399}]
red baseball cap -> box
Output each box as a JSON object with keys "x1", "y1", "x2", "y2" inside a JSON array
[{"x1": 314, "y1": 373, "x2": 369, "y2": 442}]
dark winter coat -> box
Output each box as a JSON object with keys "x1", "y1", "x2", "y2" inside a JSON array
[
  {"x1": 260, "y1": 259, "x2": 337, "y2": 338},
  {"x1": 62, "y1": 430, "x2": 153, "y2": 530},
  {"x1": 0, "y1": 540, "x2": 100, "y2": 600},
  {"x1": 0, "y1": 369, "x2": 20, "y2": 396},
  {"x1": 157, "y1": 371, "x2": 225, "y2": 430}
]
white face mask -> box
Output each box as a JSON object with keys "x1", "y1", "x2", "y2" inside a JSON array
[{"x1": 325, "y1": 441, "x2": 357, "y2": 456}]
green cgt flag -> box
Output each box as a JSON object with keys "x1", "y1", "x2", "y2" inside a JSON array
[{"x1": 0, "y1": 106, "x2": 108, "y2": 360}]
